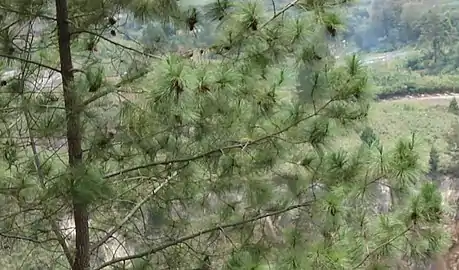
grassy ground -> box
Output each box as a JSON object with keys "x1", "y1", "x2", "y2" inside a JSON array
[
  {"x1": 271, "y1": 47, "x2": 459, "y2": 173},
  {"x1": 352, "y1": 98, "x2": 458, "y2": 171},
  {"x1": 361, "y1": 48, "x2": 459, "y2": 171}
]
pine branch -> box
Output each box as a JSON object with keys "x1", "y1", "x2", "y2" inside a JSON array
[
  {"x1": 215, "y1": 0, "x2": 299, "y2": 54},
  {"x1": 270, "y1": 0, "x2": 277, "y2": 16},
  {"x1": 81, "y1": 70, "x2": 151, "y2": 107},
  {"x1": 24, "y1": 110, "x2": 74, "y2": 266},
  {"x1": 81, "y1": 88, "x2": 116, "y2": 107},
  {"x1": 260, "y1": 0, "x2": 300, "y2": 30},
  {"x1": 74, "y1": 30, "x2": 163, "y2": 60},
  {"x1": 15, "y1": 26, "x2": 74, "y2": 266},
  {"x1": 93, "y1": 199, "x2": 315, "y2": 270},
  {"x1": 79, "y1": 0, "x2": 303, "y2": 112},
  {"x1": 0, "y1": 0, "x2": 298, "y2": 77},
  {"x1": 353, "y1": 224, "x2": 414, "y2": 269},
  {"x1": 90, "y1": 172, "x2": 177, "y2": 253},
  {"x1": 0, "y1": 232, "x2": 59, "y2": 244},
  {"x1": 103, "y1": 98, "x2": 335, "y2": 179},
  {"x1": 0, "y1": 53, "x2": 61, "y2": 73},
  {"x1": 0, "y1": 19, "x2": 21, "y2": 33},
  {"x1": 0, "y1": 6, "x2": 56, "y2": 21}
]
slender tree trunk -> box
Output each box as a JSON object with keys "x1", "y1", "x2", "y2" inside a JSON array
[{"x1": 54, "y1": 0, "x2": 90, "y2": 269}]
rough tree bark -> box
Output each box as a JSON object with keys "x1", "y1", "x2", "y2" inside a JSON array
[{"x1": 54, "y1": 0, "x2": 90, "y2": 269}]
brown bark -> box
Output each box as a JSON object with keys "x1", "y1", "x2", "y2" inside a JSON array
[{"x1": 54, "y1": 0, "x2": 89, "y2": 269}]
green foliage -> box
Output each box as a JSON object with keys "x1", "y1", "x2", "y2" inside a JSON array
[
  {"x1": 0, "y1": 0, "x2": 450, "y2": 269},
  {"x1": 446, "y1": 120, "x2": 459, "y2": 177},
  {"x1": 341, "y1": 3, "x2": 459, "y2": 97},
  {"x1": 406, "y1": 7, "x2": 459, "y2": 75},
  {"x1": 449, "y1": 98, "x2": 459, "y2": 115},
  {"x1": 70, "y1": 165, "x2": 113, "y2": 205},
  {"x1": 428, "y1": 146, "x2": 440, "y2": 175},
  {"x1": 85, "y1": 64, "x2": 105, "y2": 93},
  {"x1": 360, "y1": 126, "x2": 379, "y2": 147}
]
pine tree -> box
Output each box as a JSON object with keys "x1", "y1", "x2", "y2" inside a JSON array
[
  {"x1": 360, "y1": 126, "x2": 379, "y2": 147},
  {"x1": 0, "y1": 0, "x2": 449, "y2": 270},
  {"x1": 446, "y1": 121, "x2": 459, "y2": 177},
  {"x1": 449, "y1": 97, "x2": 459, "y2": 115},
  {"x1": 429, "y1": 145, "x2": 440, "y2": 175}
]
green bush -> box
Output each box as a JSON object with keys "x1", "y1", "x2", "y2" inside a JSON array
[{"x1": 449, "y1": 98, "x2": 459, "y2": 115}]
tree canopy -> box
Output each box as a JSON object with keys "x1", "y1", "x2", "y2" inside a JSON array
[{"x1": 0, "y1": 0, "x2": 450, "y2": 269}]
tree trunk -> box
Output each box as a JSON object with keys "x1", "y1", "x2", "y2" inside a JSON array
[{"x1": 54, "y1": 0, "x2": 89, "y2": 269}]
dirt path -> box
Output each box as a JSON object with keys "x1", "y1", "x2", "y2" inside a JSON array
[
  {"x1": 381, "y1": 93, "x2": 459, "y2": 103},
  {"x1": 362, "y1": 50, "x2": 412, "y2": 64}
]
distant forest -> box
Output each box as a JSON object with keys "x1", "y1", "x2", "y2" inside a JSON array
[{"x1": 115, "y1": 0, "x2": 459, "y2": 56}]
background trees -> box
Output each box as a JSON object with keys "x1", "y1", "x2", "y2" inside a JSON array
[
  {"x1": 342, "y1": 0, "x2": 459, "y2": 54},
  {"x1": 0, "y1": 0, "x2": 449, "y2": 269}
]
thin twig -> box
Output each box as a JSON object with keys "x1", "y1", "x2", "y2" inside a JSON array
[
  {"x1": 0, "y1": 53, "x2": 61, "y2": 73},
  {"x1": 260, "y1": 0, "x2": 299, "y2": 29},
  {"x1": 271, "y1": 0, "x2": 277, "y2": 16},
  {"x1": 0, "y1": 6, "x2": 57, "y2": 21},
  {"x1": 90, "y1": 172, "x2": 177, "y2": 253},
  {"x1": 353, "y1": 224, "x2": 414, "y2": 269},
  {"x1": 0, "y1": 232, "x2": 58, "y2": 244},
  {"x1": 20, "y1": 41, "x2": 73, "y2": 266},
  {"x1": 74, "y1": 30, "x2": 162, "y2": 60}
]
